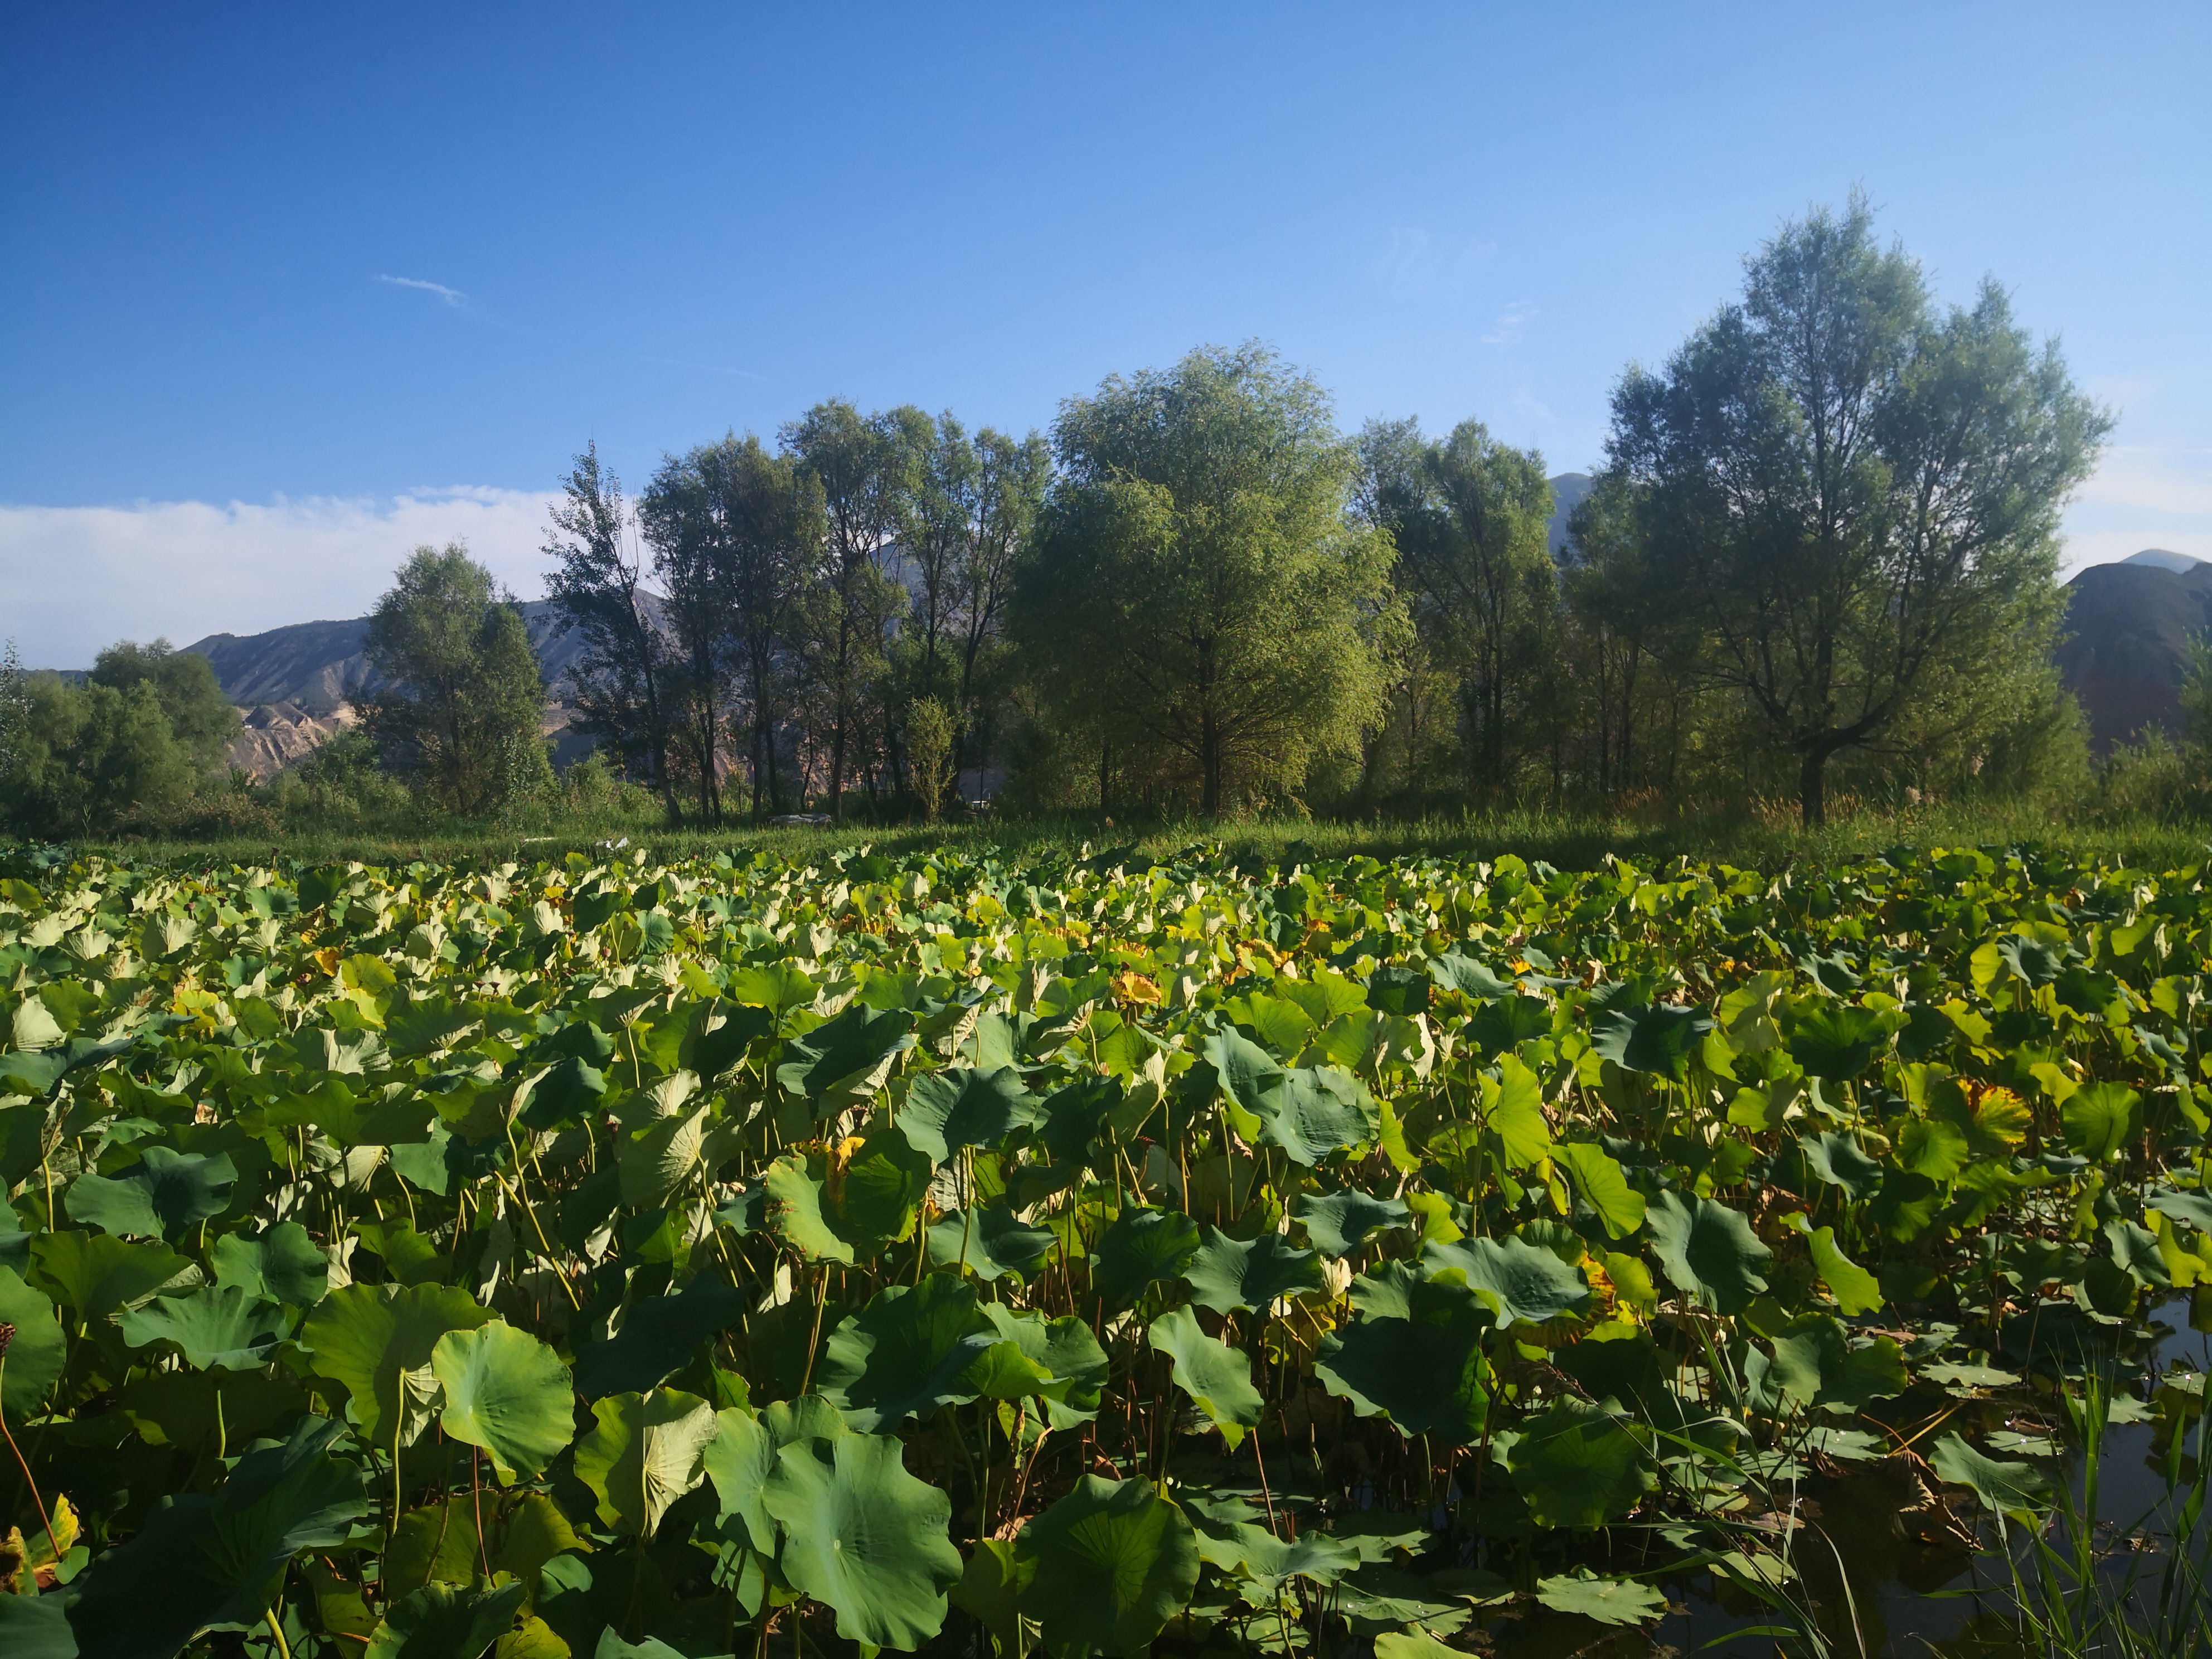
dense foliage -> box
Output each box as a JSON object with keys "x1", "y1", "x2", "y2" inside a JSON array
[{"x1": 0, "y1": 837, "x2": 2208, "y2": 1656}]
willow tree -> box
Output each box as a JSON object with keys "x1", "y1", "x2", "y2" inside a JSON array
[
  {"x1": 1608, "y1": 193, "x2": 2109, "y2": 827},
  {"x1": 1011, "y1": 343, "x2": 1396, "y2": 816}
]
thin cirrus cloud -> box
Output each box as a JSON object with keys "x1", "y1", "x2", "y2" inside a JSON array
[
  {"x1": 1481, "y1": 303, "x2": 1537, "y2": 347},
  {"x1": 1370, "y1": 227, "x2": 1498, "y2": 297},
  {"x1": 0, "y1": 488, "x2": 559, "y2": 670},
  {"x1": 377, "y1": 274, "x2": 468, "y2": 308}
]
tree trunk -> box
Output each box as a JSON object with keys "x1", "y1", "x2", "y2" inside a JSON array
[
  {"x1": 1798, "y1": 745, "x2": 1829, "y2": 830},
  {"x1": 1201, "y1": 713, "x2": 1221, "y2": 818}
]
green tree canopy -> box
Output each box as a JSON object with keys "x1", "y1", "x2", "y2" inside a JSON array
[
  {"x1": 88, "y1": 639, "x2": 241, "y2": 769},
  {"x1": 1607, "y1": 193, "x2": 2109, "y2": 826},
  {"x1": 360, "y1": 544, "x2": 552, "y2": 817},
  {"x1": 1010, "y1": 342, "x2": 1398, "y2": 815}
]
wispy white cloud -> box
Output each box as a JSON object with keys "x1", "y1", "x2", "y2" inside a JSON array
[
  {"x1": 2059, "y1": 444, "x2": 2212, "y2": 574},
  {"x1": 0, "y1": 488, "x2": 559, "y2": 669},
  {"x1": 1482, "y1": 302, "x2": 1537, "y2": 346},
  {"x1": 378, "y1": 274, "x2": 468, "y2": 308},
  {"x1": 1370, "y1": 227, "x2": 1497, "y2": 297}
]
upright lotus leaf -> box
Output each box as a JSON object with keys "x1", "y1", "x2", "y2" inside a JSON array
[
  {"x1": 730, "y1": 961, "x2": 819, "y2": 1021},
  {"x1": 1645, "y1": 1191, "x2": 1770, "y2": 1314},
  {"x1": 385, "y1": 1497, "x2": 486, "y2": 1600},
  {"x1": 62, "y1": 1417, "x2": 368, "y2": 1659},
  {"x1": 595, "y1": 1635, "x2": 722, "y2": 1659},
  {"x1": 1788, "y1": 1132, "x2": 1884, "y2": 1200},
  {"x1": 764, "y1": 1128, "x2": 932, "y2": 1264},
  {"x1": 366, "y1": 1580, "x2": 528, "y2": 1659},
  {"x1": 303, "y1": 1282, "x2": 498, "y2": 1450},
  {"x1": 619, "y1": 1105, "x2": 708, "y2": 1210},
  {"x1": 573, "y1": 1277, "x2": 748, "y2": 1398},
  {"x1": 814, "y1": 1277, "x2": 997, "y2": 1430},
  {"x1": 899, "y1": 1066, "x2": 1037, "y2": 1163},
  {"x1": 1314, "y1": 1276, "x2": 1491, "y2": 1443},
  {"x1": 1196, "y1": 1523, "x2": 1360, "y2": 1600},
  {"x1": 1590, "y1": 1003, "x2": 1712, "y2": 1079},
  {"x1": 1930, "y1": 1432, "x2": 2054, "y2": 1520},
  {"x1": 432, "y1": 1322, "x2": 576, "y2": 1483},
  {"x1": 64, "y1": 1146, "x2": 237, "y2": 1239},
  {"x1": 1894, "y1": 1116, "x2": 1971, "y2": 1182},
  {"x1": 1296, "y1": 1190, "x2": 1411, "y2": 1257},
  {"x1": 211, "y1": 1220, "x2": 330, "y2": 1306},
  {"x1": 2061, "y1": 1083, "x2": 2140, "y2": 1162},
  {"x1": 1429, "y1": 953, "x2": 1516, "y2": 1000},
  {"x1": 926, "y1": 1202, "x2": 1058, "y2": 1282},
  {"x1": 1422, "y1": 1236, "x2": 1589, "y2": 1330},
  {"x1": 950, "y1": 1539, "x2": 1031, "y2": 1657},
  {"x1": 572, "y1": 1387, "x2": 719, "y2": 1538},
  {"x1": 979, "y1": 1302, "x2": 1110, "y2": 1427},
  {"x1": 1092, "y1": 1206, "x2": 1202, "y2": 1308},
  {"x1": 702, "y1": 1406, "x2": 778, "y2": 1554},
  {"x1": 1553, "y1": 1143, "x2": 1646, "y2": 1239},
  {"x1": 761, "y1": 1432, "x2": 962, "y2": 1650},
  {"x1": 1532, "y1": 1570, "x2": 1668, "y2": 1627},
  {"x1": 1803, "y1": 1224, "x2": 1883, "y2": 1315},
  {"x1": 1787, "y1": 1003, "x2": 1890, "y2": 1081},
  {"x1": 1482, "y1": 1055, "x2": 1553, "y2": 1168},
  {"x1": 119, "y1": 1283, "x2": 290, "y2": 1370},
  {"x1": 0, "y1": 1594, "x2": 74, "y2": 1659},
  {"x1": 1467, "y1": 995, "x2": 1554, "y2": 1056},
  {"x1": 0, "y1": 1267, "x2": 65, "y2": 1417},
  {"x1": 776, "y1": 1004, "x2": 915, "y2": 1116},
  {"x1": 1148, "y1": 1306, "x2": 1263, "y2": 1443},
  {"x1": 1202, "y1": 1027, "x2": 1284, "y2": 1131},
  {"x1": 1257, "y1": 1066, "x2": 1371, "y2": 1165},
  {"x1": 1016, "y1": 1475, "x2": 1200, "y2": 1657},
  {"x1": 1506, "y1": 1399, "x2": 1656, "y2": 1530},
  {"x1": 1185, "y1": 1226, "x2": 1326, "y2": 1315}
]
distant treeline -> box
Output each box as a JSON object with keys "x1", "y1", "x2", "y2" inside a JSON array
[{"x1": 0, "y1": 196, "x2": 2174, "y2": 840}]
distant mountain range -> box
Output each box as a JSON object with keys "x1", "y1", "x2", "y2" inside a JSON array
[{"x1": 2055, "y1": 550, "x2": 2211, "y2": 749}]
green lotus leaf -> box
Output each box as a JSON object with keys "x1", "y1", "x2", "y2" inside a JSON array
[
  {"x1": 926, "y1": 1202, "x2": 1058, "y2": 1281},
  {"x1": 702, "y1": 1405, "x2": 778, "y2": 1554},
  {"x1": 1314, "y1": 1277, "x2": 1490, "y2": 1443},
  {"x1": 1590, "y1": 1003, "x2": 1711, "y2": 1078},
  {"x1": 211, "y1": 1219, "x2": 330, "y2": 1306},
  {"x1": 1256, "y1": 1065, "x2": 1371, "y2": 1165},
  {"x1": 431, "y1": 1322, "x2": 575, "y2": 1484},
  {"x1": 899, "y1": 1066, "x2": 1037, "y2": 1163},
  {"x1": 763, "y1": 1127, "x2": 930, "y2": 1264},
  {"x1": 1894, "y1": 1115, "x2": 1971, "y2": 1182},
  {"x1": 573, "y1": 1277, "x2": 748, "y2": 1398},
  {"x1": 366, "y1": 1579, "x2": 528, "y2": 1659},
  {"x1": 0, "y1": 1266, "x2": 66, "y2": 1418},
  {"x1": 1148, "y1": 1306, "x2": 1262, "y2": 1442},
  {"x1": 1532, "y1": 1569, "x2": 1668, "y2": 1626},
  {"x1": 761, "y1": 1430, "x2": 962, "y2": 1651},
  {"x1": 815, "y1": 1275, "x2": 996, "y2": 1430},
  {"x1": 2061, "y1": 1083, "x2": 2140, "y2": 1162},
  {"x1": 119, "y1": 1283, "x2": 290, "y2": 1370},
  {"x1": 1507, "y1": 1400, "x2": 1656, "y2": 1530},
  {"x1": 303, "y1": 1281, "x2": 497, "y2": 1449},
  {"x1": 1466, "y1": 994, "x2": 1554, "y2": 1057},
  {"x1": 595, "y1": 1633, "x2": 726, "y2": 1659},
  {"x1": 1930, "y1": 1432, "x2": 2054, "y2": 1520},
  {"x1": 618, "y1": 1103, "x2": 707, "y2": 1210},
  {"x1": 1092, "y1": 1206, "x2": 1201, "y2": 1308},
  {"x1": 573, "y1": 1386, "x2": 719, "y2": 1538},
  {"x1": 1645, "y1": 1190, "x2": 1770, "y2": 1314},
  {"x1": 1429, "y1": 953, "x2": 1516, "y2": 1000},
  {"x1": 1553, "y1": 1142, "x2": 1646, "y2": 1239},
  {"x1": 1194, "y1": 1520, "x2": 1360, "y2": 1599},
  {"x1": 1295, "y1": 1189, "x2": 1410, "y2": 1256},
  {"x1": 1804, "y1": 1225, "x2": 1883, "y2": 1315},
  {"x1": 1483, "y1": 1054, "x2": 1553, "y2": 1168},
  {"x1": 62, "y1": 1417, "x2": 368, "y2": 1659},
  {"x1": 1787, "y1": 1002, "x2": 1891, "y2": 1081},
  {"x1": 1185, "y1": 1225, "x2": 1326, "y2": 1314},
  {"x1": 1787, "y1": 1131, "x2": 1884, "y2": 1199},
  {"x1": 950, "y1": 1538, "x2": 1030, "y2": 1656},
  {"x1": 1202, "y1": 1027, "x2": 1283, "y2": 1127},
  {"x1": 0, "y1": 1593, "x2": 74, "y2": 1659},
  {"x1": 64, "y1": 1146, "x2": 236, "y2": 1239},
  {"x1": 978, "y1": 1302, "x2": 1110, "y2": 1427},
  {"x1": 1997, "y1": 934, "x2": 2069, "y2": 987},
  {"x1": 1422, "y1": 1235, "x2": 1589, "y2": 1329},
  {"x1": 1015, "y1": 1475, "x2": 1199, "y2": 1657},
  {"x1": 775, "y1": 1003, "x2": 915, "y2": 1115}
]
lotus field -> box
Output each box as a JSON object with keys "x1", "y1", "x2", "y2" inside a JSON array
[{"x1": 0, "y1": 839, "x2": 2208, "y2": 1658}]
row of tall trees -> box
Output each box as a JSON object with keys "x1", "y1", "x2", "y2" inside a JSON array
[
  {"x1": 545, "y1": 406, "x2": 1048, "y2": 825},
  {"x1": 542, "y1": 197, "x2": 2106, "y2": 830}
]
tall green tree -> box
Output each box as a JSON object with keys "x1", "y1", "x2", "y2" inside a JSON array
[
  {"x1": 1011, "y1": 342, "x2": 1397, "y2": 816},
  {"x1": 1608, "y1": 194, "x2": 2110, "y2": 826},
  {"x1": 360, "y1": 544, "x2": 552, "y2": 817},
  {"x1": 1, "y1": 673, "x2": 201, "y2": 836},
  {"x1": 783, "y1": 402, "x2": 928, "y2": 822},
  {"x1": 542, "y1": 443, "x2": 681, "y2": 823},
  {"x1": 709, "y1": 436, "x2": 824, "y2": 822},
  {"x1": 88, "y1": 638, "x2": 241, "y2": 769},
  {"x1": 1357, "y1": 418, "x2": 1554, "y2": 798}
]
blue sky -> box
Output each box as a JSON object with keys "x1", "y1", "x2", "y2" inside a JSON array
[{"x1": 4, "y1": 3, "x2": 2208, "y2": 664}]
